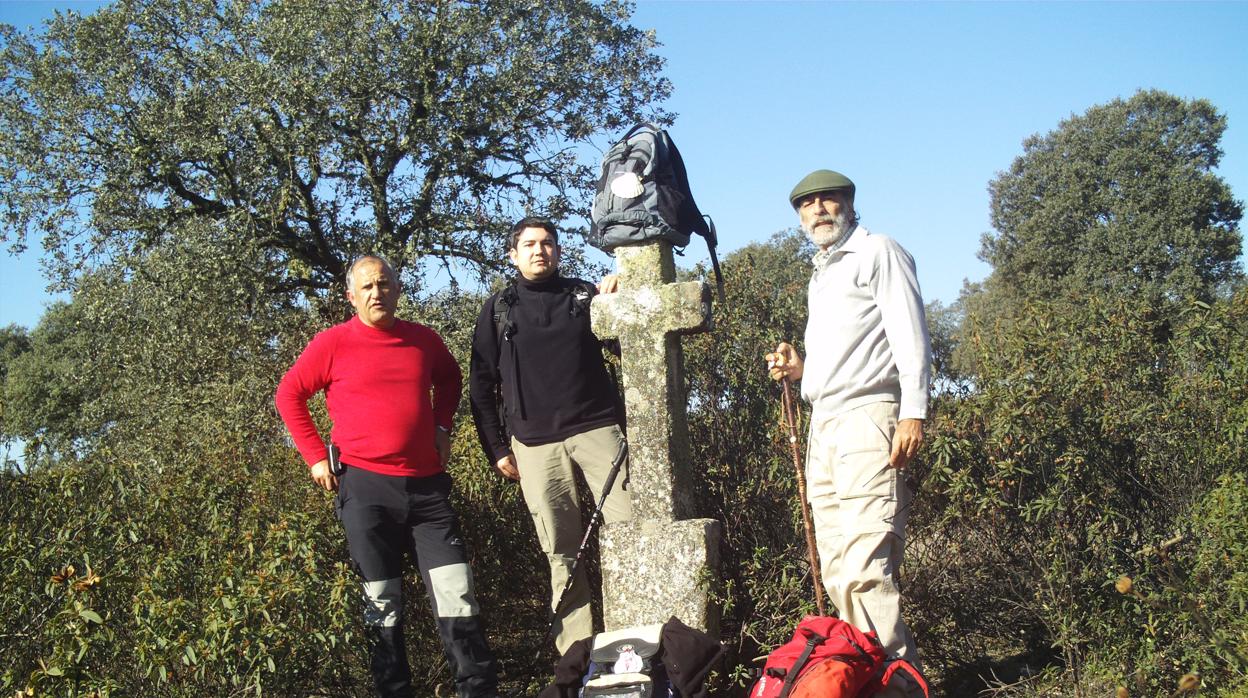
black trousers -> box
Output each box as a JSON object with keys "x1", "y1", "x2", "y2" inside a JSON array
[{"x1": 336, "y1": 467, "x2": 499, "y2": 698}]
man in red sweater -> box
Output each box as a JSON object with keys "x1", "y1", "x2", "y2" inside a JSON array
[{"x1": 276, "y1": 256, "x2": 498, "y2": 698}]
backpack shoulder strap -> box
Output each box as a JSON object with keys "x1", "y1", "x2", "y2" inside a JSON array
[
  {"x1": 704, "y1": 215, "x2": 725, "y2": 303},
  {"x1": 494, "y1": 278, "x2": 594, "y2": 345},
  {"x1": 492, "y1": 280, "x2": 519, "y2": 352},
  {"x1": 879, "y1": 660, "x2": 929, "y2": 697},
  {"x1": 565, "y1": 278, "x2": 596, "y2": 318},
  {"x1": 654, "y1": 130, "x2": 725, "y2": 303},
  {"x1": 489, "y1": 280, "x2": 522, "y2": 428},
  {"x1": 657, "y1": 130, "x2": 707, "y2": 235},
  {"x1": 778, "y1": 627, "x2": 828, "y2": 698}
]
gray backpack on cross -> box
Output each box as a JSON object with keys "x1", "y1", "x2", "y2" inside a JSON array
[{"x1": 591, "y1": 123, "x2": 723, "y2": 299}]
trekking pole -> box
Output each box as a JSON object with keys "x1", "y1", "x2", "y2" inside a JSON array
[
  {"x1": 781, "y1": 378, "x2": 826, "y2": 616},
  {"x1": 547, "y1": 440, "x2": 629, "y2": 638}
]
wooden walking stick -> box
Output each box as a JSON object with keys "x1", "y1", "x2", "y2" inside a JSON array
[{"x1": 781, "y1": 377, "x2": 826, "y2": 616}]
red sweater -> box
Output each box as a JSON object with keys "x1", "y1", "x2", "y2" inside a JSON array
[{"x1": 275, "y1": 316, "x2": 462, "y2": 478}]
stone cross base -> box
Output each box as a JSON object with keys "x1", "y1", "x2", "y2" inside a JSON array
[{"x1": 599, "y1": 518, "x2": 721, "y2": 634}]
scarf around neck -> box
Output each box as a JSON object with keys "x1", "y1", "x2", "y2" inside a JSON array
[{"x1": 811, "y1": 224, "x2": 857, "y2": 271}]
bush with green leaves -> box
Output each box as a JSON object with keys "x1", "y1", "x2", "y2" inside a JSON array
[
  {"x1": 1, "y1": 0, "x2": 669, "y2": 304},
  {"x1": 913, "y1": 288, "x2": 1248, "y2": 695},
  {"x1": 681, "y1": 230, "x2": 821, "y2": 688},
  {"x1": 1107, "y1": 471, "x2": 1248, "y2": 697},
  {"x1": 4, "y1": 228, "x2": 1247, "y2": 697},
  {"x1": 1, "y1": 448, "x2": 364, "y2": 695},
  {"x1": 5, "y1": 81, "x2": 1248, "y2": 698}
]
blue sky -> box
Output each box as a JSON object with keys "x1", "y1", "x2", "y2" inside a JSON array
[{"x1": 3, "y1": 1, "x2": 1247, "y2": 330}]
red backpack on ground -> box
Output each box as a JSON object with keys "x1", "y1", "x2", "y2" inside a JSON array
[{"x1": 750, "y1": 616, "x2": 929, "y2": 698}]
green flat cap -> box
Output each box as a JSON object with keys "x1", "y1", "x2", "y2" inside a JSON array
[{"x1": 789, "y1": 170, "x2": 855, "y2": 209}]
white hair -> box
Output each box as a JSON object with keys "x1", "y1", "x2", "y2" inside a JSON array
[{"x1": 345, "y1": 255, "x2": 396, "y2": 289}]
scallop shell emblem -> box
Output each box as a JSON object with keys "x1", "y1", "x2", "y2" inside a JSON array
[{"x1": 609, "y1": 172, "x2": 645, "y2": 199}]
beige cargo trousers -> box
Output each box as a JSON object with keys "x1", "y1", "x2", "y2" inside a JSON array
[
  {"x1": 806, "y1": 400, "x2": 920, "y2": 669},
  {"x1": 511, "y1": 424, "x2": 632, "y2": 654}
]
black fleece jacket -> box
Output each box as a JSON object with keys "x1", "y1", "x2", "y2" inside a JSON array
[{"x1": 468, "y1": 273, "x2": 620, "y2": 463}]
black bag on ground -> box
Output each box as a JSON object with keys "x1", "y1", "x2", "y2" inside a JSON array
[
  {"x1": 591, "y1": 123, "x2": 723, "y2": 300},
  {"x1": 581, "y1": 623, "x2": 668, "y2": 697},
  {"x1": 539, "y1": 616, "x2": 723, "y2": 698}
]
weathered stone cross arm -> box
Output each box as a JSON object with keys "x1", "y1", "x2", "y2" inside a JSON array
[
  {"x1": 590, "y1": 240, "x2": 711, "y2": 339},
  {"x1": 590, "y1": 280, "x2": 711, "y2": 340}
]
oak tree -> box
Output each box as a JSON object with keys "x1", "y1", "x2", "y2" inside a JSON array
[
  {"x1": 1, "y1": 0, "x2": 668, "y2": 315},
  {"x1": 981, "y1": 89, "x2": 1242, "y2": 306}
]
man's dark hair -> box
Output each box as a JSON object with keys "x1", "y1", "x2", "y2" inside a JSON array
[{"x1": 509, "y1": 216, "x2": 559, "y2": 250}]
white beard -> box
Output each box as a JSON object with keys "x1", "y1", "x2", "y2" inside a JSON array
[{"x1": 805, "y1": 210, "x2": 854, "y2": 249}]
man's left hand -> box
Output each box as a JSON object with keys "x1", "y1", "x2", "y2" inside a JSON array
[
  {"x1": 435, "y1": 428, "x2": 451, "y2": 469},
  {"x1": 597, "y1": 274, "x2": 620, "y2": 294},
  {"x1": 889, "y1": 418, "x2": 924, "y2": 469}
]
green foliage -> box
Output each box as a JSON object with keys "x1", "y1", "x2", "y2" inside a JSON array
[
  {"x1": 1099, "y1": 295, "x2": 1248, "y2": 696},
  {"x1": 1183, "y1": 473, "x2": 1248, "y2": 679},
  {"x1": 0, "y1": 324, "x2": 29, "y2": 377},
  {"x1": 925, "y1": 298, "x2": 969, "y2": 392},
  {"x1": 1108, "y1": 472, "x2": 1248, "y2": 697},
  {"x1": 0, "y1": 448, "x2": 367, "y2": 696},
  {"x1": 915, "y1": 288, "x2": 1248, "y2": 695},
  {"x1": 0, "y1": 0, "x2": 668, "y2": 312},
  {"x1": 4, "y1": 78, "x2": 1248, "y2": 698},
  {"x1": 0, "y1": 324, "x2": 30, "y2": 467},
  {"x1": 681, "y1": 230, "x2": 827, "y2": 687},
  {"x1": 3, "y1": 223, "x2": 1245, "y2": 697},
  {"x1": 0, "y1": 276, "x2": 554, "y2": 695},
  {"x1": 932, "y1": 91, "x2": 1246, "y2": 694},
  {"x1": 980, "y1": 89, "x2": 1243, "y2": 308},
  {"x1": 2, "y1": 220, "x2": 314, "y2": 466},
  {"x1": 0, "y1": 2, "x2": 663, "y2": 684},
  {"x1": 2, "y1": 302, "x2": 103, "y2": 464}
]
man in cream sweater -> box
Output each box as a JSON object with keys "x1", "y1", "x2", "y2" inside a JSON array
[{"x1": 766, "y1": 169, "x2": 931, "y2": 671}]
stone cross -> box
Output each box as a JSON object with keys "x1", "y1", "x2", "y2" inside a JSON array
[{"x1": 591, "y1": 241, "x2": 722, "y2": 632}]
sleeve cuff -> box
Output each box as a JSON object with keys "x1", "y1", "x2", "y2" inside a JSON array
[
  {"x1": 489, "y1": 443, "x2": 512, "y2": 463},
  {"x1": 898, "y1": 399, "x2": 928, "y2": 421}
]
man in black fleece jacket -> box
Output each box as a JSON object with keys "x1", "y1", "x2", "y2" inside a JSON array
[{"x1": 468, "y1": 216, "x2": 632, "y2": 654}]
